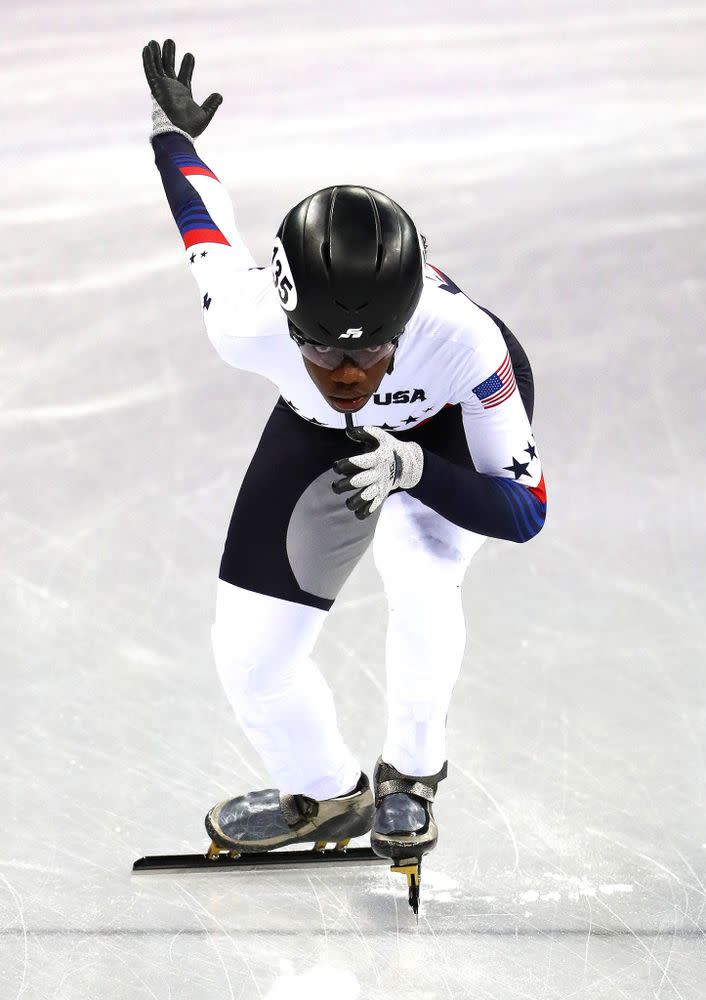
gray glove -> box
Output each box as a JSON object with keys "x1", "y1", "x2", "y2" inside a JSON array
[
  {"x1": 142, "y1": 39, "x2": 222, "y2": 140},
  {"x1": 332, "y1": 427, "x2": 424, "y2": 519}
]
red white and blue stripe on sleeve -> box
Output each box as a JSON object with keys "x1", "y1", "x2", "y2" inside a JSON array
[
  {"x1": 152, "y1": 132, "x2": 231, "y2": 249},
  {"x1": 409, "y1": 453, "x2": 546, "y2": 542},
  {"x1": 491, "y1": 472, "x2": 547, "y2": 541}
]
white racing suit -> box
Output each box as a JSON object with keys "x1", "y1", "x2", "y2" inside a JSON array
[{"x1": 152, "y1": 133, "x2": 547, "y2": 798}]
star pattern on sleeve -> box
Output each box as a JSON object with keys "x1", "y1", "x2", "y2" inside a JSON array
[{"x1": 503, "y1": 456, "x2": 531, "y2": 480}]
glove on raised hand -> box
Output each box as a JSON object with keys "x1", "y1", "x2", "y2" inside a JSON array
[
  {"x1": 332, "y1": 427, "x2": 424, "y2": 520},
  {"x1": 142, "y1": 38, "x2": 222, "y2": 140}
]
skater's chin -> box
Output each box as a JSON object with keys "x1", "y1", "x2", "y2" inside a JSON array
[{"x1": 325, "y1": 393, "x2": 370, "y2": 413}]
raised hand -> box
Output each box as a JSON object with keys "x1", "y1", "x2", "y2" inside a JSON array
[{"x1": 142, "y1": 39, "x2": 222, "y2": 138}]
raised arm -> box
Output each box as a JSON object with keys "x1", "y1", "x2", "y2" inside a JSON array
[{"x1": 142, "y1": 39, "x2": 287, "y2": 376}]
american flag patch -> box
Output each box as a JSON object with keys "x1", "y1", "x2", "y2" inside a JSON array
[{"x1": 472, "y1": 352, "x2": 517, "y2": 409}]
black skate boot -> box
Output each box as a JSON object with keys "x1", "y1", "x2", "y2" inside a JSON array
[
  {"x1": 205, "y1": 772, "x2": 374, "y2": 859},
  {"x1": 370, "y1": 757, "x2": 447, "y2": 915}
]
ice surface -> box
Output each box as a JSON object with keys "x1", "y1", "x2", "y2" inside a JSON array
[{"x1": 2, "y1": 1, "x2": 705, "y2": 997}]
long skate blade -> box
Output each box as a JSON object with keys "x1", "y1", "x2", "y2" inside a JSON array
[{"x1": 132, "y1": 847, "x2": 387, "y2": 873}]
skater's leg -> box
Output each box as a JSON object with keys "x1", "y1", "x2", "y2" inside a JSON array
[
  {"x1": 212, "y1": 580, "x2": 359, "y2": 800},
  {"x1": 212, "y1": 400, "x2": 381, "y2": 801},
  {"x1": 372, "y1": 371, "x2": 534, "y2": 778},
  {"x1": 373, "y1": 490, "x2": 485, "y2": 776}
]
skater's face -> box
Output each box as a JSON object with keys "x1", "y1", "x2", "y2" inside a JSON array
[{"x1": 302, "y1": 351, "x2": 393, "y2": 412}]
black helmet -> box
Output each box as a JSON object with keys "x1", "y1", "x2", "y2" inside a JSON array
[{"x1": 271, "y1": 185, "x2": 424, "y2": 349}]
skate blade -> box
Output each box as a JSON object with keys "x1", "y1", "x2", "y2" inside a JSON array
[
  {"x1": 132, "y1": 845, "x2": 386, "y2": 873},
  {"x1": 390, "y1": 860, "x2": 421, "y2": 918}
]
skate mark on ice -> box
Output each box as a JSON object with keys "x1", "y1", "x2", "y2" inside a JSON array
[
  {"x1": 419, "y1": 910, "x2": 455, "y2": 999},
  {"x1": 174, "y1": 881, "x2": 245, "y2": 1000},
  {"x1": 306, "y1": 872, "x2": 383, "y2": 988},
  {"x1": 514, "y1": 876, "x2": 634, "y2": 907},
  {"x1": 595, "y1": 894, "x2": 687, "y2": 1000},
  {"x1": 305, "y1": 873, "x2": 328, "y2": 945},
  {"x1": 2, "y1": 925, "x2": 705, "y2": 939},
  {"x1": 451, "y1": 760, "x2": 521, "y2": 872},
  {"x1": 0, "y1": 381, "x2": 180, "y2": 424},
  {"x1": 0, "y1": 860, "x2": 59, "y2": 877},
  {"x1": 0, "y1": 251, "x2": 177, "y2": 300},
  {"x1": 221, "y1": 737, "x2": 267, "y2": 788},
  {"x1": 672, "y1": 848, "x2": 706, "y2": 931},
  {"x1": 598, "y1": 884, "x2": 634, "y2": 895},
  {"x1": 0, "y1": 872, "x2": 27, "y2": 1000},
  {"x1": 264, "y1": 965, "x2": 362, "y2": 1000},
  {"x1": 588, "y1": 827, "x2": 706, "y2": 900},
  {"x1": 326, "y1": 629, "x2": 385, "y2": 699},
  {"x1": 98, "y1": 936, "x2": 163, "y2": 1000},
  {"x1": 582, "y1": 892, "x2": 595, "y2": 996}
]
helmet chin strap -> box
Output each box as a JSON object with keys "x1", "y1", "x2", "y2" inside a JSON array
[{"x1": 385, "y1": 333, "x2": 403, "y2": 375}]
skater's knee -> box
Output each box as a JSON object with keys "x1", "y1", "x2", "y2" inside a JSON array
[
  {"x1": 375, "y1": 531, "x2": 468, "y2": 596},
  {"x1": 378, "y1": 551, "x2": 465, "y2": 605},
  {"x1": 211, "y1": 617, "x2": 287, "y2": 697},
  {"x1": 212, "y1": 581, "x2": 325, "y2": 674}
]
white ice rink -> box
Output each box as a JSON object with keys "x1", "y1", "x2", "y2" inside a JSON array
[{"x1": 2, "y1": 2, "x2": 705, "y2": 997}]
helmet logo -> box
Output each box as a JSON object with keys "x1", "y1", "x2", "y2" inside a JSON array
[
  {"x1": 271, "y1": 238, "x2": 298, "y2": 311},
  {"x1": 339, "y1": 328, "x2": 363, "y2": 339}
]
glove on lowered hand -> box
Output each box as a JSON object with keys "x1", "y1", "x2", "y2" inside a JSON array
[
  {"x1": 142, "y1": 38, "x2": 222, "y2": 140},
  {"x1": 332, "y1": 427, "x2": 424, "y2": 520}
]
